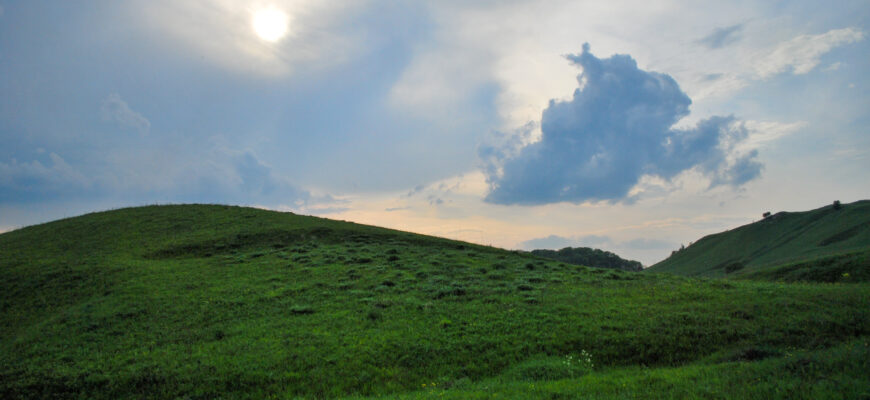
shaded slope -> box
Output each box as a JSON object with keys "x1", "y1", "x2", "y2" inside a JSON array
[
  {"x1": 1, "y1": 205, "x2": 868, "y2": 399},
  {"x1": 646, "y1": 200, "x2": 870, "y2": 280}
]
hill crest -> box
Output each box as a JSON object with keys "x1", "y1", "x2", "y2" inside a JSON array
[{"x1": 646, "y1": 200, "x2": 870, "y2": 281}]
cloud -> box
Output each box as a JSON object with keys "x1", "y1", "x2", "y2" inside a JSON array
[
  {"x1": 483, "y1": 44, "x2": 761, "y2": 205},
  {"x1": 520, "y1": 235, "x2": 578, "y2": 250},
  {"x1": 698, "y1": 24, "x2": 743, "y2": 49},
  {"x1": 0, "y1": 153, "x2": 91, "y2": 202},
  {"x1": 178, "y1": 143, "x2": 312, "y2": 205},
  {"x1": 823, "y1": 62, "x2": 842, "y2": 72},
  {"x1": 405, "y1": 185, "x2": 425, "y2": 197},
  {"x1": 621, "y1": 238, "x2": 674, "y2": 250},
  {"x1": 521, "y1": 234, "x2": 674, "y2": 256},
  {"x1": 754, "y1": 27, "x2": 865, "y2": 78},
  {"x1": 0, "y1": 140, "x2": 315, "y2": 207},
  {"x1": 101, "y1": 93, "x2": 150, "y2": 134},
  {"x1": 521, "y1": 234, "x2": 615, "y2": 250}
]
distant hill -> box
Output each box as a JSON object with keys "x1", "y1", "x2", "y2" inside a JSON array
[
  {"x1": 530, "y1": 247, "x2": 643, "y2": 271},
  {"x1": 646, "y1": 200, "x2": 870, "y2": 282}
]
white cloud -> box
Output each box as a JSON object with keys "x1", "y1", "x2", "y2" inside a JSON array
[
  {"x1": 740, "y1": 120, "x2": 807, "y2": 150},
  {"x1": 823, "y1": 62, "x2": 842, "y2": 72},
  {"x1": 101, "y1": 93, "x2": 150, "y2": 135},
  {"x1": 753, "y1": 27, "x2": 865, "y2": 78}
]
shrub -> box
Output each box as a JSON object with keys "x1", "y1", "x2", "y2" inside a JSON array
[{"x1": 724, "y1": 262, "x2": 745, "y2": 274}]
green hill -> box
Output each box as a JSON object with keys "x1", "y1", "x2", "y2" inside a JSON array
[
  {"x1": 1, "y1": 205, "x2": 869, "y2": 399},
  {"x1": 646, "y1": 200, "x2": 870, "y2": 282},
  {"x1": 530, "y1": 247, "x2": 643, "y2": 271}
]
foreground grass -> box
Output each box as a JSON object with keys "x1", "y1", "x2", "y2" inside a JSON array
[
  {"x1": 361, "y1": 339, "x2": 870, "y2": 399},
  {"x1": 1, "y1": 205, "x2": 868, "y2": 398}
]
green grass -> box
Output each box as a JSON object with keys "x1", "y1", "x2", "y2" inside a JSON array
[
  {"x1": 646, "y1": 200, "x2": 870, "y2": 281},
  {"x1": 1, "y1": 204, "x2": 869, "y2": 398}
]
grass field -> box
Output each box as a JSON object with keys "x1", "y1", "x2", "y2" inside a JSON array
[
  {"x1": 1, "y1": 205, "x2": 868, "y2": 398},
  {"x1": 646, "y1": 200, "x2": 870, "y2": 282}
]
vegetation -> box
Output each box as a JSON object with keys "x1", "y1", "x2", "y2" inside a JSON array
[
  {"x1": 530, "y1": 247, "x2": 643, "y2": 271},
  {"x1": 1, "y1": 204, "x2": 868, "y2": 398},
  {"x1": 647, "y1": 200, "x2": 870, "y2": 282}
]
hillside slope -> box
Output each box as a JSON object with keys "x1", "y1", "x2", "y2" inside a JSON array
[
  {"x1": 646, "y1": 200, "x2": 870, "y2": 281},
  {"x1": 1, "y1": 205, "x2": 868, "y2": 399}
]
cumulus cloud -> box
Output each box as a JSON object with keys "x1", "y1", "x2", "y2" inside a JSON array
[
  {"x1": 754, "y1": 27, "x2": 865, "y2": 78},
  {"x1": 698, "y1": 24, "x2": 743, "y2": 49},
  {"x1": 483, "y1": 44, "x2": 762, "y2": 205},
  {"x1": 101, "y1": 93, "x2": 150, "y2": 134}
]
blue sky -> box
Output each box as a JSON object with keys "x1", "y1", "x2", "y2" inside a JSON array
[{"x1": 1, "y1": 0, "x2": 868, "y2": 265}]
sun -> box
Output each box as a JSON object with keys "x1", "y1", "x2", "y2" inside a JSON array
[{"x1": 252, "y1": 7, "x2": 289, "y2": 42}]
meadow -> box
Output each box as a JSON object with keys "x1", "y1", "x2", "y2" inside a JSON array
[{"x1": 1, "y1": 205, "x2": 867, "y2": 398}]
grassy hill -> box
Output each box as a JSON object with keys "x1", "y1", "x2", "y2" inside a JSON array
[
  {"x1": 1, "y1": 204, "x2": 868, "y2": 399},
  {"x1": 646, "y1": 200, "x2": 870, "y2": 282}
]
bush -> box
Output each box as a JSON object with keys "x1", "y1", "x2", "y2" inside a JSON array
[{"x1": 724, "y1": 262, "x2": 745, "y2": 274}]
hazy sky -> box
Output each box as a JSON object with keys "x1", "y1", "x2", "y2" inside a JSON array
[{"x1": 1, "y1": 1, "x2": 868, "y2": 265}]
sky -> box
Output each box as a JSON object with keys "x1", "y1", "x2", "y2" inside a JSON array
[{"x1": 1, "y1": 0, "x2": 868, "y2": 265}]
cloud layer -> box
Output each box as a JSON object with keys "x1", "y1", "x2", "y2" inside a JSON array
[{"x1": 483, "y1": 44, "x2": 762, "y2": 205}]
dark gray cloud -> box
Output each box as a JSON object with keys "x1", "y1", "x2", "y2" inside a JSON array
[
  {"x1": 0, "y1": 144, "x2": 313, "y2": 206},
  {"x1": 698, "y1": 24, "x2": 743, "y2": 49},
  {"x1": 483, "y1": 44, "x2": 761, "y2": 205},
  {"x1": 0, "y1": 152, "x2": 90, "y2": 202}
]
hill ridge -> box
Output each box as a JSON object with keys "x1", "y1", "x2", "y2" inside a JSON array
[{"x1": 646, "y1": 200, "x2": 870, "y2": 281}]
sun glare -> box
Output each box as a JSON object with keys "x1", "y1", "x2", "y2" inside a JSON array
[{"x1": 253, "y1": 7, "x2": 289, "y2": 42}]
